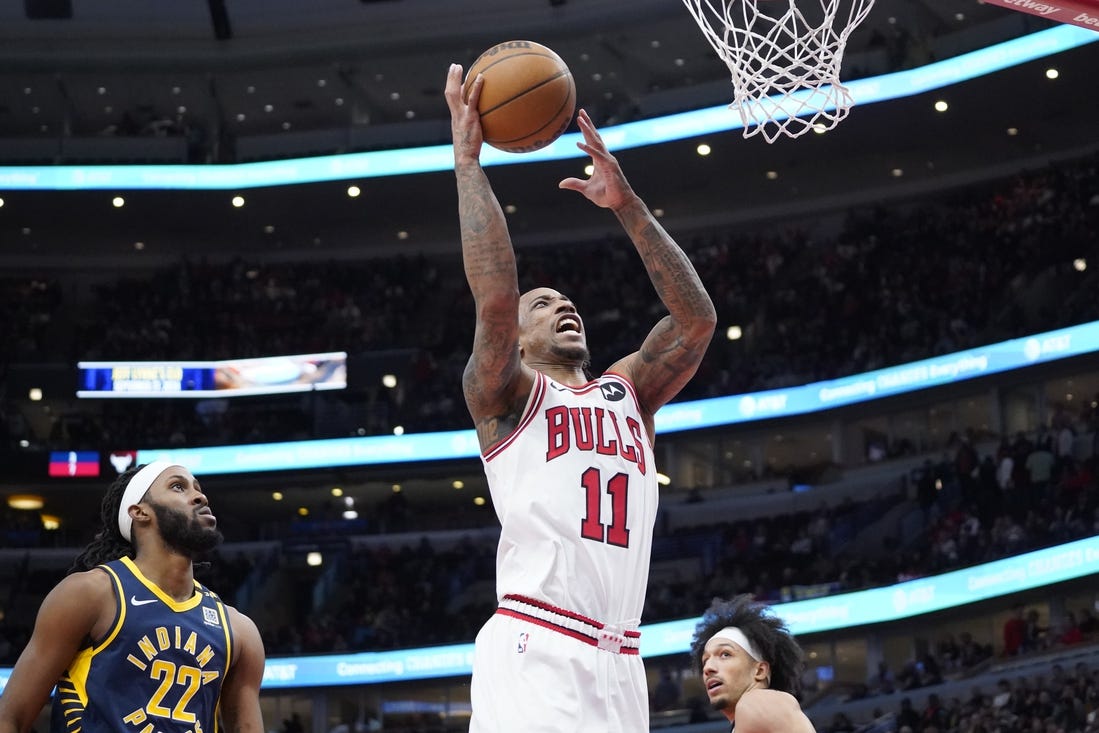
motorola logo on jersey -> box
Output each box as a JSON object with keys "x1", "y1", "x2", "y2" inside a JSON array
[
  {"x1": 543, "y1": 405, "x2": 647, "y2": 474},
  {"x1": 600, "y1": 380, "x2": 627, "y2": 401}
]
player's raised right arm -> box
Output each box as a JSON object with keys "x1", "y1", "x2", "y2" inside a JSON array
[{"x1": 445, "y1": 64, "x2": 527, "y2": 442}]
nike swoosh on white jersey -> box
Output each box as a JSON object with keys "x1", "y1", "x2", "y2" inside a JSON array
[{"x1": 130, "y1": 595, "x2": 158, "y2": 606}]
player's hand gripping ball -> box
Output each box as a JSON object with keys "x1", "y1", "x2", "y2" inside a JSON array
[{"x1": 463, "y1": 40, "x2": 576, "y2": 154}]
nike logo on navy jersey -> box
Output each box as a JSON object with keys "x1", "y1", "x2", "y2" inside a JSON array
[{"x1": 130, "y1": 595, "x2": 157, "y2": 606}]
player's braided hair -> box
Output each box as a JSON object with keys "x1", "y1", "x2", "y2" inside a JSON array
[
  {"x1": 67, "y1": 465, "x2": 142, "y2": 574},
  {"x1": 690, "y1": 595, "x2": 806, "y2": 697}
]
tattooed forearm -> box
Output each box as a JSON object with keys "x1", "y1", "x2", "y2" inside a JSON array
[
  {"x1": 610, "y1": 196, "x2": 716, "y2": 412},
  {"x1": 457, "y1": 161, "x2": 518, "y2": 286},
  {"x1": 614, "y1": 199, "x2": 716, "y2": 327}
]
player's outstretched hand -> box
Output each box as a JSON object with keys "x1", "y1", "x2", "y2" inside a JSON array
[
  {"x1": 559, "y1": 109, "x2": 635, "y2": 211},
  {"x1": 445, "y1": 63, "x2": 484, "y2": 163}
]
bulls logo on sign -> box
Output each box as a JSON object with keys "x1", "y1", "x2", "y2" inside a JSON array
[{"x1": 109, "y1": 451, "x2": 138, "y2": 474}]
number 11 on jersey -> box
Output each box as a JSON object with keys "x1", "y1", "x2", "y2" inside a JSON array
[{"x1": 579, "y1": 468, "x2": 630, "y2": 547}]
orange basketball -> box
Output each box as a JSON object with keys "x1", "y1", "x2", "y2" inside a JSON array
[{"x1": 463, "y1": 40, "x2": 576, "y2": 154}]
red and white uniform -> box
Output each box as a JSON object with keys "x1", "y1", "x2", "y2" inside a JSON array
[{"x1": 469, "y1": 370, "x2": 658, "y2": 733}]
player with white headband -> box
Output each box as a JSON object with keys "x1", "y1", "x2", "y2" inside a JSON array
[
  {"x1": 690, "y1": 595, "x2": 816, "y2": 732},
  {"x1": 0, "y1": 461, "x2": 266, "y2": 733}
]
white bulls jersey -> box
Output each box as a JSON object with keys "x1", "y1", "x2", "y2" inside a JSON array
[{"x1": 482, "y1": 370, "x2": 659, "y2": 627}]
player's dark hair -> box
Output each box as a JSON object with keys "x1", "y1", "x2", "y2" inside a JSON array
[
  {"x1": 68, "y1": 465, "x2": 143, "y2": 574},
  {"x1": 690, "y1": 595, "x2": 805, "y2": 697}
]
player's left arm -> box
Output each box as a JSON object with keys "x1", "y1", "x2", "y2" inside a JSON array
[
  {"x1": 220, "y1": 607, "x2": 266, "y2": 733},
  {"x1": 735, "y1": 689, "x2": 817, "y2": 733},
  {"x1": 561, "y1": 111, "x2": 716, "y2": 432},
  {"x1": 610, "y1": 198, "x2": 716, "y2": 425}
]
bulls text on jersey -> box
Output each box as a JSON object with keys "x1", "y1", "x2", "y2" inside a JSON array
[{"x1": 543, "y1": 404, "x2": 647, "y2": 475}]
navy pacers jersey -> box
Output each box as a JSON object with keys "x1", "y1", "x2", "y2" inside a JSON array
[{"x1": 51, "y1": 556, "x2": 234, "y2": 733}]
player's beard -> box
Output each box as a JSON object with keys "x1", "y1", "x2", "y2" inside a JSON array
[
  {"x1": 550, "y1": 341, "x2": 590, "y2": 367},
  {"x1": 150, "y1": 501, "x2": 223, "y2": 557}
]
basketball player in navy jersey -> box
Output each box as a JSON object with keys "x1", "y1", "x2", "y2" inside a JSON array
[
  {"x1": 445, "y1": 64, "x2": 716, "y2": 732},
  {"x1": 692, "y1": 596, "x2": 815, "y2": 732},
  {"x1": 0, "y1": 462, "x2": 265, "y2": 733}
]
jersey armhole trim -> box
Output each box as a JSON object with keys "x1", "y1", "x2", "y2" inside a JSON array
[
  {"x1": 601, "y1": 370, "x2": 655, "y2": 450},
  {"x1": 91, "y1": 564, "x2": 127, "y2": 652},
  {"x1": 483, "y1": 371, "x2": 547, "y2": 462}
]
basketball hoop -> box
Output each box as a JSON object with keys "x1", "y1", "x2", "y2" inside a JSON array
[{"x1": 683, "y1": 0, "x2": 876, "y2": 143}]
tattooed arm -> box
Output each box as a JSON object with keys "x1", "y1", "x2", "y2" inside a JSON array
[
  {"x1": 560, "y1": 110, "x2": 717, "y2": 437},
  {"x1": 444, "y1": 64, "x2": 534, "y2": 451}
]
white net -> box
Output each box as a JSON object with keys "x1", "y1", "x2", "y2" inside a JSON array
[{"x1": 683, "y1": 0, "x2": 876, "y2": 143}]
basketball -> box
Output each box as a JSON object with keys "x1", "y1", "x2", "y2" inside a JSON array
[{"x1": 463, "y1": 40, "x2": 576, "y2": 154}]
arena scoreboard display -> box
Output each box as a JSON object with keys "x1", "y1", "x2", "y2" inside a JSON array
[{"x1": 77, "y1": 352, "x2": 347, "y2": 398}]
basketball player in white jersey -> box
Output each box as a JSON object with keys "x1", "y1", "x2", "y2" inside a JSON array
[
  {"x1": 445, "y1": 63, "x2": 717, "y2": 732},
  {"x1": 692, "y1": 596, "x2": 816, "y2": 732}
]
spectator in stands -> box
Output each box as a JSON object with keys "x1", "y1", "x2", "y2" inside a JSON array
[
  {"x1": 920, "y1": 653, "x2": 944, "y2": 686},
  {"x1": 1053, "y1": 681, "x2": 1086, "y2": 730},
  {"x1": 807, "y1": 504, "x2": 832, "y2": 554},
  {"x1": 1024, "y1": 608, "x2": 1047, "y2": 653},
  {"x1": 922, "y1": 692, "x2": 949, "y2": 730},
  {"x1": 954, "y1": 432, "x2": 980, "y2": 504},
  {"x1": 282, "y1": 713, "x2": 304, "y2": 733},
  {"x1": 938, "y1": 634, "x2": 962, "y2": 671},
  {"x1": 691, "y1": 595, "x2": 813, "y2": 732},
  {"x1": 1077, "y1": 607, "x2": 1098, "y2": 636},
  {"x1": 868, "y1": 659, "x2": 896, "y2": 695},
  {"x1": 1031, "y1": 688, "x2": 1056, "y2": 720},
  {"x1": 826, "y1": 711, "x2": 856, "y2": 732},
  {"x1": 1004, "y1": 606, "x2": 1027, "y2": 656},
  {"x1": 896, "y1": 697, "x2": 921, "y2": 731},
  {"x1": 1027, "y1": 436, "x2": 1057, "y2": 496},
  {"x1": 917, "y1": 458, "x2": 941, "y2": 520},
  {"x1": 958, "y1": 630, "x2": 992, "y2": 669},
  {"x1": 651, "y1": 667, "x2": 681, "y2": 712},
  {"x1": 1057, "y1": 422, "x2": 1077, "y2": 467},
  {"x1": 1054, "y1": 611, "x2": 1084, "y2": 647}
]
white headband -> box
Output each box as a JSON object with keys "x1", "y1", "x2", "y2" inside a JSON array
[
  {"x1": 709, "y1": 626, "x2": 764, "y2": 662},
  {"x1": 117, "y1": 461, "x2": 176, "y2": 541}
]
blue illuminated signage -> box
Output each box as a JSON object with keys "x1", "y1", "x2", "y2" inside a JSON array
[
  {"x1": 136, "y1": 319, "x2": 1099, "y2": 474},
  {"x1": 654, "y1": 320, "x2": 1098, "y2": 433},
  {"x1": 5, "y1": 339, "x2": 1099, "y2": 693},
  {"x1": 9, "y1": 533, "x2": 1073, "y2": 693},
  {"x1": 259, "y1": 534, "x2": 1099, "y2": 687},
  {"x1": 0, "y1": 26, "x2": 1094, "y2": 192}
]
